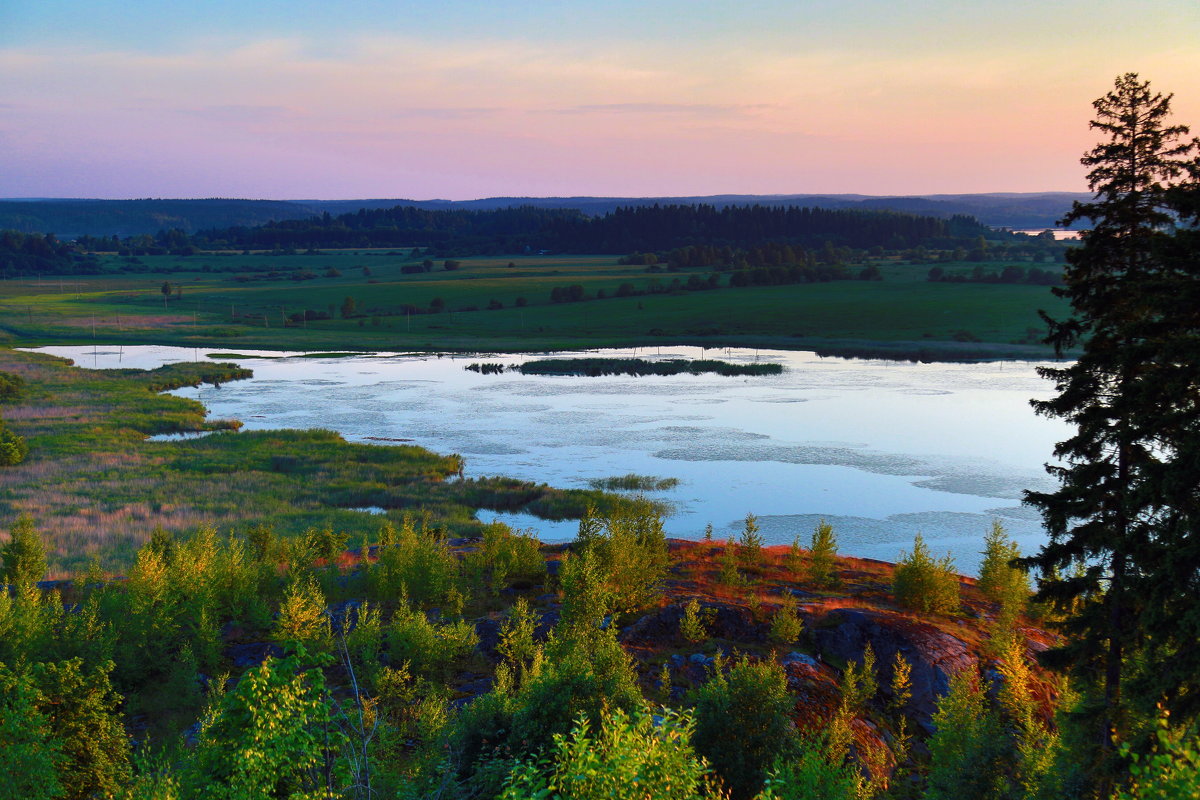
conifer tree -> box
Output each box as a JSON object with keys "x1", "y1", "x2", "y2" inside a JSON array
[
  {"x1": 1021, "y1": 73, "x2": 1200, "y2": 756},
  {"x1": 977, "y1": 520, "x2": 1029, "y2": 616},
  {"x1": 2, "y1": 514, "x2": 47, "y2": 591},
  {"x1": 808, "y1": 519, "x2": 838, "y2": 588}
]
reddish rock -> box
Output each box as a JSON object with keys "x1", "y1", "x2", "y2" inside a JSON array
[{"x1": 810, "y1": 607, "x2": 976, "y2": 733}]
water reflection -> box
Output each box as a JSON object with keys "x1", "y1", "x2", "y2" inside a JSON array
[{"x1": 33, "y1": 345, "x2": 1068, "y2": 575}]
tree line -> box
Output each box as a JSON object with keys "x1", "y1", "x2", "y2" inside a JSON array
[{"x1": 77, "y1": 204, "x2": 1001, "y2": 260}]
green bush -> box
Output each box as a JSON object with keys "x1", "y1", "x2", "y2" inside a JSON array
[
  {"x1": 367, "y1": 516, "x2": 461, "y2": 605},
  {"x1": 976, "y1": 521, "x2": 1030, "y2": 616},
  {"x1": 499, "y1": 707, "x2": 724, "y2": 800},
  {"x1": 1117, "y1": 712, "x2": 1200, "y2": 800},
  {"x1": 186, "y1": 653, "x2": 343, "y2": 800},
  {"x1": 768, "y1": 592, "x2": 804, "y2": 644},
  {"x1": 386, "y1": 602, "x2": 477, "y2": 679},
  {"x1": 758, "y1": 737, "x2": 861, "y2": 800},
  {"x1": 272, "y1": 574, "x2": 331, "y2": 657},
  {"x1": 511, "y1": 623, "x2": 644, "y2": 761},
  {"x1": 0, "y1": 370, "x2": 25, "y2": 402},
  {"x1": 558, "y1": 548, "x2": 614, "y2": 629},
  {"x1": 2, "y1": 514, "x2": 47, "y2": 590},
  {"x1": 572, "y1": 498, "x2": 669, "y2": 615},
  {"x1": 924, "y1": 668, "x2": 1005, "y2": 800},
  {"x1": 462, "y1": 521, "x2": 545, "y2": 595},
  {"x1": 738, "y1": 513, "x2": 765, "y2": 571},
  {"x1": 29, "y1": 659, "x2": 131, "y2": 800},
  {"x1": 690, "y1": 656, "x2": 799, "y2": 799},
  {"x1": 893, "y1": 533, "x2": 960, "y2": 614},
  {"x1": 0, "y1": 416, "x2": 28, "y2": 466},
  {"x1": 497, "y1": 596, "x2": 542, "y2": 690},
  {"x1": 0, "y1": 664, "x2": 64, "y2": 800},
  {"x1": 680, "y1": 598, "x2": 708, "y2": 643}
]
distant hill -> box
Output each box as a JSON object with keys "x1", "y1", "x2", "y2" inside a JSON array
[{"x1": 0, "y1": 192, "x2": 1090, "y2": 239}]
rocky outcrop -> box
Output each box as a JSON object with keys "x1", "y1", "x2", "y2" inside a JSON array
[{"x1": 809, "y1": 607, "x2": 976, "y2": 733}]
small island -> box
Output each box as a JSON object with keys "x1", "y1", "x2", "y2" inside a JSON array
[{"x1": 467, "y1": 357, "x2": 783, "y2": 377}]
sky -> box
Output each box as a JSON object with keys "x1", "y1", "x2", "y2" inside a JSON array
[{"x1": 2, "y1": 0, "x2": 1198, "y2": 200}]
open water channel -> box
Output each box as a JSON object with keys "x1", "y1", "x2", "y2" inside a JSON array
[{"x1": 35, "y1": 345, "x2": 1070, "y2": 575}]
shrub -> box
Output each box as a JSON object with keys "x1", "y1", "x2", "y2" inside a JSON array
[
  {"x1": 558, "y1": 549, "x2": 614, "y2": 630},
  {"x1": 893, "y1": 533, "x2": 959, "y2": 614},
  {"x1": 571, "y1": 499, "x2": 669, "y2": 615},
  {"x1": 30, "y1": 659, "x2": 131, "y2": 800},
  {"x1": 786, "y1": 533, "x2": 804, "y2": 575},
  {"x1": 0, "y1": 415, "x2": 28, "y2": 466},
  {"x1": 272, "y1": 575, "x2": 330, "y2": 656},
  {"x1": 0, "y1": 663, "x2": 64, "y2": 800},
  {"x1": 387, "y1": 602, "x2": 477, "y2": 679},
  {"x1": 368, "y1": 516, "x2": 461, "y2": 605},
  {"x1": 445, "y1": 689, "x2": 519, "y2": 794},
  {"x1": 717, "y1": 541, "x2": 744, "y2": 587},
  {"x1": 1117, "y1": 712, "x2": 1200, "y2": 800},
  {"x1": 303, "y1": 526, "x2": 348, "y2": 565},
  {"x1": 462, "y1": 521, "x2": 545, "y2": 595},
  {"x1": 758, "y1": 737, "x2": 861, "y2": 800},
  {"x1": 680, "y1": 598, "x2": 708, "y2": 643},
  {"x1": 768, "y1": 592, "x2": 804, "y2": 644},
  {"x1": 0, "y1": 370, "x2": 24, "y2": 401},
  {"x1": 499, "y1": 707, "x2": 724, "y2": 800},
  {"x1": 186, "y1": 653, "x2": 343, "y2": 799},
  {"x1": 924, "y1": 668, "x2": 1006, "y2": 800},
  {"x1": 497, "y1": 596, "x2": 542, "y2": 690},
  {"x1": 690, "y1": 656, "x2": 798, "y2": 799},
  {"x1": 511, "y1": 623, "x2": 643, "y2": 761},
  {"x1": 342, "y1": 601, "x2": 383, "y2": 685},
  {"x1": 839, "y1": 642, "x2": 877, "y2": 714}
]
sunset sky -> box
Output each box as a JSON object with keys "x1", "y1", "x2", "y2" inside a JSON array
[{"x1": 3, "y1": 0, "x2": 1198, "y2": 199}]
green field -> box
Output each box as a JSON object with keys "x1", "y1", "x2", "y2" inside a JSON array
[{"x1": 0, "y1": 250, "x2": 1068, "y2": 359}]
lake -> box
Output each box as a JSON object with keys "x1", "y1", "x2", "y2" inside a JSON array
[{"x1": 35, "y1": 344, "x2": 1070, "y2": 575}]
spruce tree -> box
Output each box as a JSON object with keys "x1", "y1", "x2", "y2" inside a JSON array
[{"x1": 1021, "y1": 73, "x2": 1200, "y2": 755}]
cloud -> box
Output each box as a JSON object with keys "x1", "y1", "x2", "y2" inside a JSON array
[
  {"x1": 172, "y1": 104, "x2": 296, "y2": 123},
  {"x1": 554, "y1": 102, "x2": 773, "y2": 117},
  {"x1": 389, "y1": 107, "x2": 503, "y2": 120}
]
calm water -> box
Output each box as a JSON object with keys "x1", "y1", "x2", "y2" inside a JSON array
[{"x1": 35, "y1": 345, "x2": 1070, "y2": 575}]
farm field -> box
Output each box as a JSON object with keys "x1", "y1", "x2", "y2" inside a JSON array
[{"x1": 0, "y1": 251, "x2": 1068, "y2": 359}]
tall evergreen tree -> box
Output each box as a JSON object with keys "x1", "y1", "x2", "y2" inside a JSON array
[{"x1": 1021, "y1": 73, "x2": 1200, "y2": 759}]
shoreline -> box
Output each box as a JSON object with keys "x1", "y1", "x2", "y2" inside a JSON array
[{"x1": 8, "y1": 334, "x2": 1067, "y2": 364}]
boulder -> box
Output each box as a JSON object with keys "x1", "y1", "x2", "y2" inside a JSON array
[
  {"x1": 224, "y1": 641, "x2": 285, "y2": 669},
  {"x1": 810, "y1": 608, "x2": 976, "y2": 733}
]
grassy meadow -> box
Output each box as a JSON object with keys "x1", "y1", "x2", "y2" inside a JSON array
[{"x1": 0, "y1": 250, "x2": 1068, "y2": 358}]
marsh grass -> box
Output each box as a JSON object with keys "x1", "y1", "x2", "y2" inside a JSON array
[
  {"x1": 0, "y1": 348, "x2": 621, "y2": 574},
  {"x1": 587, "y1": 474, "x2": 681, "y2": 492}
]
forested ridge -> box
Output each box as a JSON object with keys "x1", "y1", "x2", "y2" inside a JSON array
[
  {"x1": 189, "y1": 203, "x2": 977, "y2": 255},
  {"x1": 0, "y1": 193, "x2": 1089, "y2": 239}
]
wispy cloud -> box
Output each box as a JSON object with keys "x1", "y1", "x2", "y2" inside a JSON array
[
  {"x1": 172, "y1": 104, "x2": 296, "y2": 123},
  {"x1": 554, "y1": 102, "x2": 773, "y2": 117},
  {"x1": 389, "y1": 107, "x2": 504, "y2": 120}
]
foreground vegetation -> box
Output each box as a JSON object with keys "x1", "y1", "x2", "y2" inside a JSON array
[{"x1": 3, "y1": 496, "x2": 1130, "y2": 800}]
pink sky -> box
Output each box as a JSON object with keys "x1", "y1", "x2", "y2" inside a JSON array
[{"x1": 3, "y1": 2, "x2": 1199, "y2": 199}]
